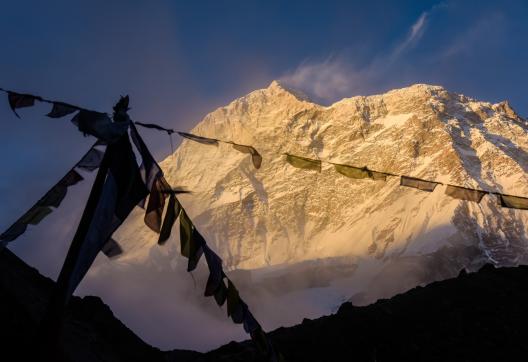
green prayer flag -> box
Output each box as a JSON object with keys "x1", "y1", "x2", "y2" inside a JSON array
[
  {"x1": 498, "y1": 194, "x2": 528, "y2": 210},
  {"x1": 400, "y1": 176, "x2": 440, "y2": 192},
  {"x1": 370, "y1": 170, "x2": 388, "y2": 181},
  {"x1": 232, "y1": 143, "x2": 262, "y2": 169},
  {"x1": 334, "y1": 163, "x2": 389, "y2": 181},
  {"x1": 334, "y1": 164, "x2": 370, "y2": 179},
  {"x1": 445, "y1": 185, "x2": 487, "y2": 203},
  {"x1": 178, "y1": 132, "x2": 219, "y2": 146},
  {"x1": 285, "y1": 153, "x2": 321, "y2": 172},
  {"x1": 179, "y1": 208, "x2": 193, "y2": 257}
]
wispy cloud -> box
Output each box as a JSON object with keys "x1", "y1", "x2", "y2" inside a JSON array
[
  {"x1": 390, "y1": 11, "x2": 429, "y2": 60},
  {"x1": 280, "y1": 56, "x2": 362, "y2": 101},
  {"x1": 281, "y1": 3, "x2": 447, "y2": 102}
]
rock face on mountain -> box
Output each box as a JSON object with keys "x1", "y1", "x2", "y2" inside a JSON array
[
  {"x1": 102, "y1": 82, "x2": 528, "y2": 349},
  {"x1": 116, "y1": 81, "x2": 528, "y2": 297}
]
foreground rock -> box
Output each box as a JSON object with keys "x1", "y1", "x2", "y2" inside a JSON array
[
  {"x1": 3, "y1": 246, "x2": 528, "y2": 361},
  {"x1": 0, "y1": 249, "x2": 200, "y2": 362},
  {"x1": 201, "y1": 263, "x2": 528, "y2": 361}
]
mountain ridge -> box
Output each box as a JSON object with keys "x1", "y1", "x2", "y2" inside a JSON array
[{"x1": 92, "y1": 81, "x2": 528, "y2": 349}]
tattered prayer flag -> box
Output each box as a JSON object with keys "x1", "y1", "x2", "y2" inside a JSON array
[
  {"x1": 400, "y1": 176, "x2": 440, "y2": 192},
  {"x1": 19, "y1": 206, "x2": 53, "y2": 225},
  {"x1": 445, "y1": 185, "x2": 487, "y2": 203},
  {"x1": 135, "y1": 121, "x2": 174, "y2": 134},
  {"x1": 498, "y1": 194, "x2": 528, "y2": 210},
  {"x1": 179, "y1": 208, "x2": 193, "y2": 257},
  {"x1": 39, "y1": 186, "x2": 68, "y2": 209},
  {"x1": 370, "y1": 170, "x2": 389, "y2": 181},
  {"x1": 177, "y1": 131, "x2": 219, "y2": 146},
  {"x1": 188, "y1": 228, "x2": 205, "y2": 272},
  {"x1": 61, "y1": 169, "x2": 85, "y2": 186},
  {"x1": 334, "y1": 164, "x2": 370, "y2": 179},
  {"x1": 203, "y1": 244, "x2": 223, "y2": 296},
  {"x1": 130, "y1": 124, "x2": 163, "y2": 191},
  {"x1": 38, "y1": 170, "x2": 83, "y2": 208},
  {"x1": 227, "y1": 279, "x2": 245, "y2": 324},
  {"x1": 285, "y1": 153, "x2": 321, "y2": 172},
  {"x1": 158, "y1": 194, "x2": 181, "y2": 245},
  {"x1": 46, "y1": 102, "x2": 78, "y2": 118},
  {"x1": 7, "y1": 92, "x2": 36, "y2": 118},
  {"x1": 214, "y1": 280, "x2": 228, "y2": 306},
  {"x1": 71, "y1": 110, "x2": 129, "y2": 143},
  {"x1": 243, "y1": 309, "x2": 261, "y2": 334},
  {"x1": 0, "y1": 222, "x2": 27, "y2": 245},
  {"x1": 231, "y1": 143, "x2": 263, "y2": 169},
  {"x1": 77, "y1": 148, "x2": 105, "y2": 171},
  {"x1": 101, "y1": 238, "x2": 123, "y2": 258},
  {"x1": 144, "y1": 177, "x2": 166, "y2": 233}
]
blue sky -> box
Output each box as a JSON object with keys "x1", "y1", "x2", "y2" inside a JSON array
[{"x1": 1, "y1": 0, "x2": 528, "y2": 347}]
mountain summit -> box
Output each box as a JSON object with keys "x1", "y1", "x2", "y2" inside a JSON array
[
  {"x1": 119, "y1": 81, "x2": 528, "y2": 269},
  {"x1": 101, "y1": 82, "x2": 528, "y2": 347}
]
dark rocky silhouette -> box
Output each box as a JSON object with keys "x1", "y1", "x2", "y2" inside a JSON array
[{"x1": 2, "y1": 247, "x2": 528, "y2": 361}]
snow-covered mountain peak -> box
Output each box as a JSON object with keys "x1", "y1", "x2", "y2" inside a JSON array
[{"x1": 114, "y1": 83, "x2": 528, "y2": 303}]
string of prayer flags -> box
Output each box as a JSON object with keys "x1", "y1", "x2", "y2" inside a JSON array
[
  {"x1": 400, "y1": 175, "x2": 441, "y2": 192},
  {"x1": 285, "y1": 153, "x2": 322, "y2": 172},
  {"x1": 40, "y1": 170, "x2": 84, "y2": 209},
  {"x1": 2, "y1": 89, "x2": 126, "y2": 146},
  {"x1": 135, "y1": 121, "x2": 174, "y2": 134},
  {"x1": 445, "y1": 185, "x2": 488, "y2": 203},
  {"x1": 333, "y1": 163, "x2": 390, "y2": 181},
  {"x1": 58, "y1": 122, "x2": 149, "y2": 300},
  {"x1": 0, "y1": 87, "x2": 278, "y2": 360},
  {"x1": 178, "y1": 131, "x2": 219, "y2": 146},
  {"x1": 231, "y1": 142, "x2": 263, "y2": 169},
  {"x1": 0, "y1": 168, "x2": 84, "y2": 247},
  {"x1": 7, "y1": 91, "x2": 36, "y2": 118},
  {"x1": 135, "y1": 120, "x2": 263, "y2": 169},
  {"x1": 169, "y1": 201, "x2": 279, "y2": 361},
  {"x1": 497, "y1": 193, "x2": 528, "y2": 210}
]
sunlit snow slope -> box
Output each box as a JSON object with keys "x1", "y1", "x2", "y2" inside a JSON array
[{"x1": 90, "y1": 82, "x2": 528, "y2": 349}]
